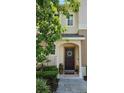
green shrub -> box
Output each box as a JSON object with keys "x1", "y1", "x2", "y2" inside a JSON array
[
  {"x1": 41, "y1": 71, "x2": 58, "y2": 79},
  {"x1": 37, "y1": 66, "x2": 58, "y2": 79},
  {"x1": 36, "y1": 71, "x2": 42, "y2": 79},
  {"x1": 43, "y1": 66, "x2": 58, "y2": 71},
  {"x1": 36, "y1": 79, "x2": 50, "y2": 93}
]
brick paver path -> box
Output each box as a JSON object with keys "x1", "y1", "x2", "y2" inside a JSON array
[{"x1": 55, "y1": 79, "x2": 87, "y2": 93}]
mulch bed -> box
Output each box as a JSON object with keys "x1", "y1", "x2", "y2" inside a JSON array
[{"x1": 47, "y1": 79, "x2": 59, "y2": 93}]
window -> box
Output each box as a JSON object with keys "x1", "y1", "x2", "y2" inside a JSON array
[
  {"x1": 51, "y1": 44, "x2": 55, "y2": 54},
  {"x1": 67, "y1": 15, "x2": 73, "y2": 26}
]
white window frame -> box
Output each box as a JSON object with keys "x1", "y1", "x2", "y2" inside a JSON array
[{"x1": 66, "y1": 14, "x2": 74, "y2": 27}]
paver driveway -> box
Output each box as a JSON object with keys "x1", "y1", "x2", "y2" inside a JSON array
[{"x1": 55, "y1": 79, "x2": 87, "y2": 93}]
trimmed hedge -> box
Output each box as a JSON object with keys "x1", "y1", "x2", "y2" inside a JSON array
[
  {"x1": 36, "y1": 66, "x2": 58, "y2": 79},
  {"x1": 43, "y1": 66, "x2": 58, "y2": 71},
  {"x1": 41, "y1": 71, "x2": 58, "y2": 79},
  {"x1": 36, "y1": 71, "x2": 42, "y2": 79}
]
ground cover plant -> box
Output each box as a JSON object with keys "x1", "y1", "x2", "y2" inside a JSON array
[{"x1": 36, "y1": 79, "x2": 50, "y2": 93}]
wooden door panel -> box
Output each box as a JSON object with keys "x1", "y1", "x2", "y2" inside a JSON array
[{"x1": 65, "y1": 48, "x2": 75, "y2": 70}]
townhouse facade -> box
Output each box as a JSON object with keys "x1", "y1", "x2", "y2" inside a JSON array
[{"x1": 48, "y1": 0, "x2": 87, "y2": 79}]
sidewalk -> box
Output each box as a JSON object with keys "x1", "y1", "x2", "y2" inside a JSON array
[{"x1": 55, "y1": 78, "x2": 87, "y2": 93}]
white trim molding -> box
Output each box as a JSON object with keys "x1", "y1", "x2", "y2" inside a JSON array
[{"x1": 62, "y1": 37, "x2": 85, "y2": 40}]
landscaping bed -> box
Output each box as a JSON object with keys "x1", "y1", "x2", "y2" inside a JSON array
[
  {"x1": 36, "y1": 66, "x2": 59, "y2": 93},
  {"x1": 47, "y1": 78, "x2": 59, "y2": 92}
]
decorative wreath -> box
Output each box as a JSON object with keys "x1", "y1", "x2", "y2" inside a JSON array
[{"x1": 67, "y1": 51, "x2": 72, "y2": 56}]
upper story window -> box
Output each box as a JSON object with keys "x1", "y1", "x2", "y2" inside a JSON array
[{"x1": 67, "y1": 14, "x2": 73, "y2": 26}]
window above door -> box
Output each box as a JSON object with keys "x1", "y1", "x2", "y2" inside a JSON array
[{"x1": 66, "y1": 14, "x2": 74, "y2": 26}]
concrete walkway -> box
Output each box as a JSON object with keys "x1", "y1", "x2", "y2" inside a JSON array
[{"x1": 55, "y1": 79, "x2": 87, "y2": 93}]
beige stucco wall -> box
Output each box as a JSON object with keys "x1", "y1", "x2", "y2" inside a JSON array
[
  {"x1": 61, "y1": 13, "x2": 78, "y2": 34},
  {"x1": 81, "y1": 40, "x2": 87, "y2": 65},
  {"x1": 79, "y1": 29, "x2": 87, "y2": 66},
  {"x1": 59, "y1": 0, "x2": 87, "y2": 32},
  {"x1": 60, "y1": 0, "x2": 87, "y2": 33},
  {"x1": 79, "y1": 0, "x2": 87, "y2": 29},
  {"x1": 47, "y1": 55, "x2": 57, "y2": 66},
  {"x1": 59, "y1": 44, "x2": 64, "y2": 64},
  {"x1": 75, "y1": 46, "x2": 79, "y2": 66}
]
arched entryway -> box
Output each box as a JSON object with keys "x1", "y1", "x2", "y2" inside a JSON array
[{"x1": 55, "y1": 40, "x2": 83, "y2": 78}]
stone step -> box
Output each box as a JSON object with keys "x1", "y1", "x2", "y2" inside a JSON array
[{"x1": 64, "y1": 70, "x2": 75, "y2": 74}]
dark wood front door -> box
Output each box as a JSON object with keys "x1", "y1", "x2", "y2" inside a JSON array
[{"x1": 65, "y1": 48, "x2": 75, "y2": 70}]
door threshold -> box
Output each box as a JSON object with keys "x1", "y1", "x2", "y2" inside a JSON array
[{"x1": 64, "y1": 70, "x2": 75, "y2": 74}]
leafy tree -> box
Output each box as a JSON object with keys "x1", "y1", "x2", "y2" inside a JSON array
[{"x1": 36, "y1": 0, "x2": 80, "y2": 63}]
